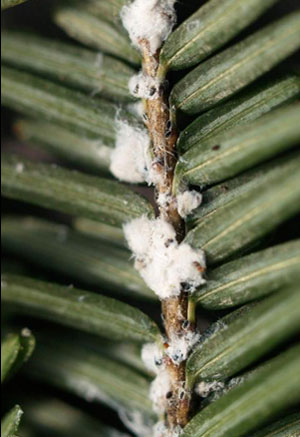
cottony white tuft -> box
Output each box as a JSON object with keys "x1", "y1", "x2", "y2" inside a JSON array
[
  {"x1": 129, "y1": 71, "x2": 161, "y2": 100},
  {"x1": 141, "y1": 343, "x2": 163, "y2": 374},
  {"x1": 110, "y1": 117, "x2": 151, "y2": 183},
  {"x1": 195, "y1": 380, "x2": 225, "y2": 398},
  {"x1": 150, "y1": 367, "x2": 171, "y2": 414},
  {"x1": 153, "y1": 421, "x2": 183, "y2": 437},
  {"x1": 153, "y1": 422, "x2": 183, "y2": 437},
  {"x1": 177, "y1": 190, "x2": 202, "y2": 218},
  {"x1": 123, "y1": 216, "x2": 206, "y2": 299},
  {"x1": 121, "y1": 0, "x2": 176, "y2": 54},
  {"x1": 167, "y1": 330, "x2": 200, "y2": 365},
  {"x1": 156, "y1": 192, "x2": 172, "y2": 209},
  {"x1": 126, "y1": 100, "x2": 145, "y2": 119},
  {"x1": 153, "y1": 421, "x2": 169, "y2": 437}
]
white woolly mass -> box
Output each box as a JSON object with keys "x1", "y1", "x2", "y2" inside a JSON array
[
  {"x1": 170, "y1": 426, "x2": 183, "y2": 437},
  {"x1": 177, "y1": 190, "x2": 202, "y2": 218},
  {"x1": 149, "y1": 367, "x2": 171, "y2": 414},
  {"x1": 141, "y1": 344, "x2": 173, "y2": 430},
  {"x1": 129, "y1": 71, "x2": 161, "y2": 100},
  {"x1": 167, "y1": 331, "x2": 200, "y2": 365},
  {"x1": 153, "y1": 422, "x2": 182, "y2": 437},
  {"x1": 157, "y1": 192, "x2": 172, "y2": 209},
  {"x1": 147, "y1": 162, "x2": 166, "y2": 187},
  {"x1": 126, "y1": 100, "x2": 145, "y2": 119},
  {"x1": 123, "y1": 216, "x2": 206, "y2": 299},
  {"x1": 153, "y1": 421, "x2": 169, "y2": 437},
  {"x1": 121, "y1": 0, "x2": 176, "y2": 54},
  {"x1": 110, "y1": 118, "x2": 151, "y2": 183},
  {"x1": 141, "y1": 343, "x2": 163, "y2": 374},
  {"x1": 153, "y1": 422, "x2": 183, "y2": 437},
  {"x1": 195, "y1": 380, "x2": 225, "y2": 398}
]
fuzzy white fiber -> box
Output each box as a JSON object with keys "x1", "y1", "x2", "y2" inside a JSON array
[
  {"x1": 149, "y1": 367, "x2": 171, "y2": 414},
  {"x1": 141, "y1": 343, "x2": 163, "y2": 374},
  {"x1": 141, "y1": 344, "x2": 171, "y2": 426},
  {"x1": 110, "y1": 117, "x2": 151, "y2": 183},
  {"x1": 167, "y1": 331, "x2": 200, "y2": 365},
  {"x1": 129, "y1": 71, "x2": 161, "y2": 100},
  {"x1": 123, "y1": 216, "x2": 206, "y2": 299},
  {"x1": 177, "y1": 190, "x2": 202, "y2": 218},
  {"x1": 121, "y1": 0, "x2": 176, "y2": 54},
  {"x1": 153, "y1": 422, "x2": 183, "y2": 437},
  {"x1": 157, "y1": 192, "x2": 172, "y2": 209},
  {"x1": 153, "y1": 422, "x2": 169, "y2": 437},
  {"x1": 126, "y1": 100, "x2": 145, "y2": 119},
  {"x1": 195, "y1": 380, "x2": 225, "y2": 398}
]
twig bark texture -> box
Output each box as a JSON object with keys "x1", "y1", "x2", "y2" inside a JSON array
[{"x1": 140, "y1": 39, "x2": 194, "y2": 431}]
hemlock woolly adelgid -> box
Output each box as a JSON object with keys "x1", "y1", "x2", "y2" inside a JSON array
[
  {"x1": 153, "y1": 421, "x2": 183, "y2": 437},
  {"x1": 126, "y1": 100, "x2": 145, "y2": 119},
  {"x1": 166, "y1": 331, "x2": 200, "y2": 365},
  {"x1": 177, "y1": 190, "x2": 202, "y2": 218},
  {"x1": 142, "y1": 343, "x2": 172, "y2": 422},
  {"x1": 141, "y1": 343, "x2": 163, "y2": 374},
  {"x1": 117, "y1": 2, "x2": 206, "y2": 432},
  {"x1": 120, "y1": 0, "x2": 176, "y2": 55},
  {"x1": 110, "y1": 117, "x2": 151, "y2": 183},
  {"x1": 123, "y1": 216, "x2": 206, "y2": 299},
  {"x1": 110, "y1": 115, "x2": 165, "y2": 185},
  {"x1": 129, "y1": 71, "x2": 161, "y2": 100},
  {"x1": 157, "y1": 192, "x2": 172, "y2": 208},
  {"x1": 195, "y1": 380, "x2": 225, "y2": 398},
  {"x1": 150, "y1": 367, "x2": 171, "y2": 414},
  {"x1": 153, "y1": 422, "x2": 168, "y2": 437}
]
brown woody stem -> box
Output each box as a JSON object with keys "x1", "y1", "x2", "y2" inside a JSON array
[{"x1": 140, "y1": 40, "x2": 194, "y2": 431}]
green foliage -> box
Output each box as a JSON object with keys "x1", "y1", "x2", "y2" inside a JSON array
[
  {"x1": 2, "y1": 155, "x2": 153, "y2": 227},
  {"x1": 2, "y1": 274, "x2": 159, "y2": 343},
  {"x1": 187, "y1": 286, "x2": 300, "y2": 386},
  {"x1": 1, "y1": 334, "x2": 20, "y2": 383},
  {"x1": 1, "y1": 329, "x2": 35, "y2": 435},
  {"x1": 23, "y1": 398, "x2": 130, "y2": 437},
  {"x1": 81, "y1": 0, "x2": 127, "y2": 27},
  {"x1": 174, "y1": 104, "x2": 300, "y2": 189},
  {"x1": 185, "y1": 153, "x2": 300, "y2": 264},
  {"x1": 2, "y1": 217, "x2": 153, "y2": 299},
  {"x1": 160, "y1": 0, "x2": 279, "y2": 70},
  {"x1": 1, "y1": 67, "x2": 119, "y2": 144},
  {"x1": 183, "y1": 346, "x2": 300, "y2": 437},
  {"x1": 177, "y1": 75, "x2": 300, "y2": 153},
  {"x1": 251, "y1": 413, "x2": 300, "y2": 437},
  {"x1": 1, "y1": 0, "x2": 300, "y2": 435},
  {"x1": 1, "y1": 330, "x2": 35, "y2": 383},
  {"x1": 1, "y1": 0, "x2": 27, "y2": 9},
  {"x1": 171, "y1": 12, "x2": 300, "y2": 113},
  {"x1": 26, "y1": 336, "x2": 153, "y2": 416},
  {"x1": 193, "y1": 240, "x2": 300, "y2": 309},
  {"x1": 1, "y1": 31, "x2": 135, "y2": 103},
  {"x1": 13, "y1": 119, "x2": 113, "y2": 173},
  {"x1": 54, "y1": 5, "x2": 140, "y2": 65},
  {"x1": 1, "y1": 405, "x2": 23, "y2": 437}
]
